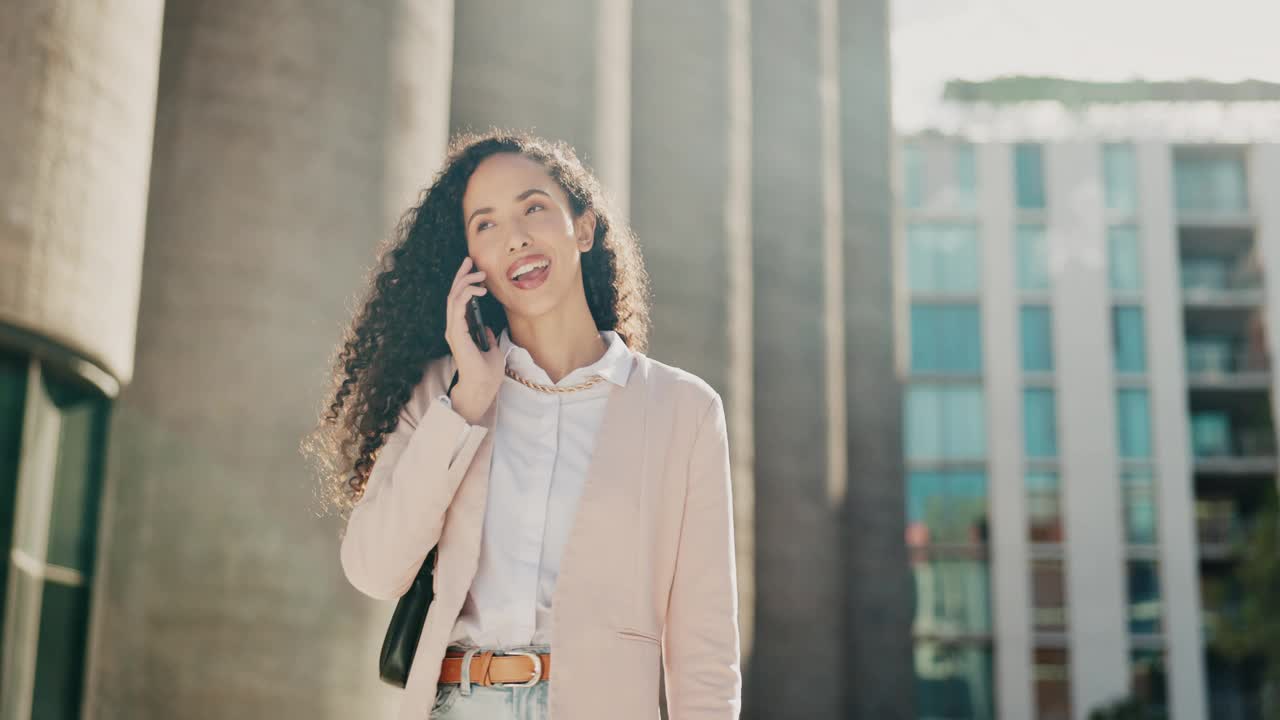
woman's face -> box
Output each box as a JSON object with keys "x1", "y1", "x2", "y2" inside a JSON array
[{"x1": 461, "y1": 153, "x2": 596, "y2": 321}]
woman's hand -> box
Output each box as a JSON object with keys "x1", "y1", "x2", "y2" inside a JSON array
[{"x1": 444, "y1": 256, "x2": 503, "y2": 423}]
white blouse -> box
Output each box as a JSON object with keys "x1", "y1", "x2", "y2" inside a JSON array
[{"x1": 436, "y1": 326, "x2": 635, "y2": 650}]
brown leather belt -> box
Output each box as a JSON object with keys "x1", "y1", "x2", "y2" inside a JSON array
[{"x1": 438, "y1": 649, "x2": 552, "y2": 687}]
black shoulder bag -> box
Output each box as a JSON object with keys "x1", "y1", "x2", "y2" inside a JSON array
[{"x1": 377, "y1": 369, "x2": 460, "y2": 687}]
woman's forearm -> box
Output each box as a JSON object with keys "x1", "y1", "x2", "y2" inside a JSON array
[{"x1": 339, "y1": 397, "x2": 488, "y2": 599}]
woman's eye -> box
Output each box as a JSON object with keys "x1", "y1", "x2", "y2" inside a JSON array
[
  {"x1": 476, "y1": 220, "x2": 492, "y2": 232},
  {"x1": 526, "y1": 204, "x2": 544, "y2": 214}
]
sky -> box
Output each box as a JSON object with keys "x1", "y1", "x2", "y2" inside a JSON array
[{"x1": 890, "y1": 0, "x2": 1280, "y2": 130}]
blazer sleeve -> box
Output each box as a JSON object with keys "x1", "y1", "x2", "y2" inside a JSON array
[
  {"x1": 339, "y1": 361, "x2": 489, "y2": 600},
  {"x1": 662, "y1": 392, "x2": 743, "y2": 719}
]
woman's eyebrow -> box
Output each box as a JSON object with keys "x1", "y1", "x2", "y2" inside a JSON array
[{"x1": 467, "y1": 188, "x2": 554, "y2": 228}]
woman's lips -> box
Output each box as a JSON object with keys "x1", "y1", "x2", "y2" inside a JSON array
[{"x1": 510, "y1": 260, "x2": 551, "y2": 290}]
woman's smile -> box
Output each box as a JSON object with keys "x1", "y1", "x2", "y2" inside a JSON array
[{"x1": 507, "y1": 254, "x2": 552, "y2": 290}]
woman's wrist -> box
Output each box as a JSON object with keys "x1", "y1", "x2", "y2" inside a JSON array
[{"x1": 449, "y1": 380, "x2": 498, "y2": 424}]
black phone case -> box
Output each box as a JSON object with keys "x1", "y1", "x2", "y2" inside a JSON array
[{"x1": 465, "y1": 295, "x2": 490, "y2": 351}]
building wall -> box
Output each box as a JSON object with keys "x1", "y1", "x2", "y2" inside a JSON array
[
  {"x1": 977, "y1": 142, "x2": 1035, "y2": 720},
  {"x1": 1137, "y1": 141, "x2": 1207, "y2": 720},
  {"x1": 1045, "y1": 140, "x2": 1132, "y2": 715}
]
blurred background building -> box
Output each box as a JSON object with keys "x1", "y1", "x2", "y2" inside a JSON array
[
  {"x1": 0, "y1": 1, "x2": 903, "y2": 719},
  {"x1": 898, "y1": 80, "x2": 1280, "y2": 719}
]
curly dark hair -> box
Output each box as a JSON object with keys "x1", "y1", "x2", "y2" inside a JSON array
[{"x1": 302, "y1": 129, "x2": 652, "y2": 518}]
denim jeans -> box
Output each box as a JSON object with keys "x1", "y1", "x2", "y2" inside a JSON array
[{"x1": 429, "y1": 644, "x2": 551, "y2": 719}]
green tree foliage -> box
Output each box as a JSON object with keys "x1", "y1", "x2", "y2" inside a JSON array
[
  {"x1": 1087, "y1": 695, "x2": 1156, "y2": 720},
  {"x1": 1212, "y1": 500, "x2": 1280, "y2": 719}
]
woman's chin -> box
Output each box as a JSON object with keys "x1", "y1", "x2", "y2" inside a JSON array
[
  {"x1": 506, "y1": 306, "x2": 547, "y2": 322},
  {"x1": 501, "y1": 294, "x2": 559, "y2": 322}
]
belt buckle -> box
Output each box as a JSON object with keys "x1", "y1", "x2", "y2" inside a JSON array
[{"x1": 491, "y1": 650, "x2": 542, "y2": 688}]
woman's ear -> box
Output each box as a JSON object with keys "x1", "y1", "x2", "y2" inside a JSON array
[{"x1": 576, "y1": 209, "x2": 597, "y2": 252}]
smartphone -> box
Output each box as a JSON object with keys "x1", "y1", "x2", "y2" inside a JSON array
[{"x1": 465, "y1": 294, "x2": 490, "y2": 351}]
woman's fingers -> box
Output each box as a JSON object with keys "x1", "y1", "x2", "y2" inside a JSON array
[
  {"x1": 450, "y1": 268, "x2": 487, "y2": 299},
  {"x1": 446, "y1": 283, "x2": 489, "y2": 350},
  {"x1": 447, "y1": 258, "x2": 485, "y2": 324},
  {"x1": 450, "y1": 255, "x2": 472, "y2": 287}
]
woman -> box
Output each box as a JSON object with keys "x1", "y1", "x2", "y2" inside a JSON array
[{"x1": 305, "y1": 131, "x2": 741, "y2": 720}]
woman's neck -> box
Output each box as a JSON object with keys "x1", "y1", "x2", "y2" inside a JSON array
[{"x1": 506, "y1": 300, "x2": 606, "y2": 384}]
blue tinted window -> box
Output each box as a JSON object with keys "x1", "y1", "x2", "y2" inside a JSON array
[
  {"x1": 911, "y1": 563, "x2": 993, "y2": 636},
  {"x1": 1127, "y1": 560, "x2": 1162, "y2": 635},
  {"x1": 1113, "y1": 306, "x2": 1146, "y2": 373},
  {"x1": 914, "y1": 642, "x2": 996, "y2": 720},
  {"x1": 911, "y1": 304, "x2": 982, "y2": 373},
  {"x1": 1108, "y1": 225, "x2": 1142, "y2": 291},
  {"x1": 1190, "y1": 411, "x2": 1231, "y2": 457},
  {"x1": 1019, "y1": 305, "x2": 1053, "y2": 372},
  {"x1": 908, "y1": 224, "x2": 980, "y2": 293},
  {"x1": 906, "y1": 471, "x2": 988, "y2": 546},
  {"x1": 1016, "y1": 224, "x2": 1050, "y2": 291},
  {"x1": 1015, "y1": 144, "x2": 1046, "y2": 209},
  {"x1": 1103, "y1": 143, "x2": 1138, "y2": 212},
  {"x1": 1121, "y1": 469, "x2": 1157, "y2": 545},
  {"x1": 905, "y1": 384, "x2": 986, "y2": 460},
  {"x1": 1174, "y1": 153, "x2": 1248, "y2": 212},
  {"x1": 1026, "y1": 471, "x2": 1063, "y2": 544},
  {"x1": 0, "y1": 360, "x2": 110, "y2": 719},
  {"x1": 1117, "y1": 389, "x2": 1152, "y2": 458},
  {"x1": 1023, "y1": 389, "x2": 1058, "y2": 458}
]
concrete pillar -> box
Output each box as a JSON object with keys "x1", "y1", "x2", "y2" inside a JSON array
[
  {"x1": 0, "y1": 0, "x2": 165, "y2": 385},
  {"x1": 1139, "y1": 142, "x2": 1208, "y2": 719},
  {"x1": 83, "y1": 2, "x2": 455, "y2": 718},
  {"x1": 749, "y1": 0, "x2": 844, "y2": 716},
  {"x1": 449, "y1": 0, "x2": 631, "y2": 214},
  {"x1": 382, "y1": 2, "x2": 456, "y2": 231},
  {"x1": 630, "y1": 0, "x2": 756, "y2": 677},
  {"x1": 979, "y1": 143, "x2": 1036, "y2": 719},
  {"x1": 838, "y1": 0, "x2": 913, "y2": 717},
  {"x1": 0, "y1": 3, "x2": 162, "y2": 716},
  {"x1": 1047, "y1": 141, "x2": 1131, "y2": 717}
]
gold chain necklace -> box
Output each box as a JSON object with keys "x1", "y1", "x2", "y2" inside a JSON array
[{"x1": 505, "y1": 366, "x2": 606, "y2": 394}]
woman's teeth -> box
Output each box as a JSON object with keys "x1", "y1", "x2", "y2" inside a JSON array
[{"x1": 512, "y1": 259, "x2": 549, "y2": 280}]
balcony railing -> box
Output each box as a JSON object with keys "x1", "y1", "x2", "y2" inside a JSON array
[
  {"x1": 1180, "y1": 262, "x2": 1265, "y2": 308},
  {"x1": 1180, "y1": 264, "x2": 1262, "y2": 292},
  {"x1": 1185, "y1": 342, "x2": 1270, "y2": 375},
  {"x1": 1193, "y1": 424, "x2": 1276, "y2": 455},
  {"x1": 1197, "y1": 510, "x2": 1246, "y2": 558}
]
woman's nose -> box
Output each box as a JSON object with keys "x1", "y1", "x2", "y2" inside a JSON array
[{"x1": 506, "y1": 230, "x2": 531, "y2": 254}]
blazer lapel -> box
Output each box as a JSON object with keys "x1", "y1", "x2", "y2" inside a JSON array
[
  {"x1": 551, "y1": 353, "x2": 649, "y2": 607},
  {"x1": 583, "y1": 352, "x2": 648, "y2": 514}
]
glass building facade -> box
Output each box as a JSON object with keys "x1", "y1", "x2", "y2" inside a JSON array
[
  {"x1": 898, "y1": 136, "x2": 1277, "y2": 719},
  {"x1": 0, "y1": 347, "x2": 112, "y2": 719},
  {"x1": 903, "y1": 139, "x2": 995, "y2": 720}
]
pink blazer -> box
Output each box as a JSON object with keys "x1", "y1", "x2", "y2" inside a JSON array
[{"x1": 339, "y1": 350, "x2": 742, "y2": 720}]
